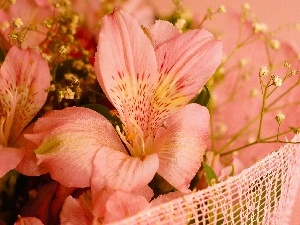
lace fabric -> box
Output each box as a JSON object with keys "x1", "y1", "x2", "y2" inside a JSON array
[{"x1": 110, "y1": 135, "x2": 300, "y2": 225}]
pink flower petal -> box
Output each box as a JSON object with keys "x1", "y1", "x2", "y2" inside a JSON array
[
  {"x1": 91, "y1": 188, "x2": 112, "y2": 219},
  {"x1": 14, "y1": 217, "x2": 44, "y2": 225},
  {"x1": 0, "y1": 46, "x2": 50, "y2": 145},
  {"x1": 49, "y1": 184, "x2": 76, "y2": 225},
  {"x1": 83, "y1": 186, "x2": 152, "y2": 220},
  {"x1": 153, "y1": 104, "x2": 209, "y2": 192},
  {"x1": 145, "y1": 20, "x2": 180, "y2": 49},
  {"x1": 121, "y1": 0, "x2": 155, "y2": 26},
  {"x1": 103, "y1": 190, "x2": 150, "y2": 224},
  {"x1": 27, "y1": 107, "x2": 125, "y2": 188},
  {"x1": 95, "y1": 9, "x2": 158, "y2": 133},
  {"x1": 60, "y1": 192, "x2": 93, "y2": 225},
  {"x1": 34, "y1": 0, "x2": 53, "y2": 7},
  {"x1": 91, "y1": 186, "x2": 153, "y2": 220},
  {"x1": 150, "y1": 29, "x2": 222, "y2": 132},
  {"x1": 14, "y1": 123, "x2": 48, "y2": 176},
  {"x1": 0, "y1": 146, "x2": 24, "y2": 177},
  {"x1": 91, "y1": 146, "x2": 159, "y2": 194},
  {"x1": 132, "y1": 185, "x2": 154, "y2": 202},
  {"x1": 151, "y1": 191, "x2": 184, "y2": 207}
]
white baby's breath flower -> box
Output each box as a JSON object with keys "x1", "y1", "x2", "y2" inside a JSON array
[
  {"x1": 57, "y1": 90, "x2": 64, "y2": 102},
  {"x1": 243, "y1": 3, "x2": 250, "y2": 11},
  {"x1": 253, "y1": 22, "x2": 268, "y2": 33},
  {"x1": 259, "y1": 66, "x2": 269, "y2": 77},
  {"x1": 64, "y1": 87, "x2": 75, "y2": 99},
  {"x1": 64, "y1": 73, "x2": 77, "y2": 81},
  {"x1": 49, "y1": 84, "x2": 56, "y2": 91},
  {"x1": 284, "y1": 61, "x2": 291, "y2": 69},
  {"x1": 239, "y1": 58, "x2": 248, "y2": 68},
  {"x1": 218, "y1": 5, "x2": 226, "y2": 13},
  {"x1": 42, "y1": 53, "x2": 52, "y2": 62},
  {"x1": 270, "y1": 39, "x2": 280, "y2": 50},
  {"x1": 291, "y1": 69, "x2": 298, "y2": 76},
  {"x1": 59, "y1": 45, "x2": 68, "y2": 54},
  {"x1": 273, "y1": 75, "x2": 283, "y2": 87},
  {"x1": 248, "y1": 136, "x2": 256, "y2": 144},
  {"x1": 175, "y1": 18, "x2": 186, "y2": 33},
  {"x1": 12, "y1": 17, "x2": 24, "y2": 28},
  {"x1": 275, "y1": 113, "x2": 285, "y2": 125}
]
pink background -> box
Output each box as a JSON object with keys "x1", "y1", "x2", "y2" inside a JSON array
[
  {"x1": 149, "y1": 0, "x2": 300, "y2": 223},
  {"x1": 150, "y1": 0, "x2": 300, "y2": 48}
]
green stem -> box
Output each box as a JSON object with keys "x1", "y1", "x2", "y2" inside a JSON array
[
  {"x1": 256, "y1": 85, "x2": 268, "y2": 141},
  {"x1": 220, "y1": 128, "x2": 300, "y2": 157},
  {"x1": 216, "y1": 114, "x2": 260, "y2": 154}
]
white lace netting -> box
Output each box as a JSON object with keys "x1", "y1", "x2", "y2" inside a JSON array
[{"x1": 110, "y1": 135, "x2": 300, "y2": 225}]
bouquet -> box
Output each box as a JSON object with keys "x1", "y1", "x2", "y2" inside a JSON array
[{"x1": 0, "y1": 0, "x2": 299, "y2": 224}]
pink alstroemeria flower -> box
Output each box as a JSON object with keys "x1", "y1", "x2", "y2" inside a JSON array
[
  {"x1": 28, "y1": 10, "x2": 221, "y2": 195},
  {"x1": 60, "y1": 189, "x2": 151, "y2": 224},
  {"x1": 0, "y1": 46, "x2": 50, "y2": 177},
  {"x1": 14, "y1": 217, "x2": 44, "y2": 225}
]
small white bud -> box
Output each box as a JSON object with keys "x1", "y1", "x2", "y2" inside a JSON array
[
  {"x1": 291, "y1": 69, "x2": 298, "y2": 76},
  {"x1": 259, "y1": 66, "x2": 269, "y2": 77},
  {"x1": 42, "y1": 53, "x2": 52, "y2": 62},
  {"x1": 49, "y1": 84, "x2": 56, "y2": 91},
  {"x1": 239, "y1": 58, "x2": 248, "y2": 68},
  {"x1": 284, "y1": 61, "x2": 291, "y2": 69},
  {"x1": 273, "y1": 75, "x2": 283, "y2": 87},
  {"x1": 270, "y1": 39, "x2": 280, "y2": 50},
  {"x1": 248, "y1": 136, "x2": 256, "y2": 144},
  {"x1": 243, "y1": 3, "x2": 250, "y2": 11},
  {"x1": 218, "y1": 5, "x2": 226, "y2": 13},
  {"x1": 12, "y1": 17, "x2": 24, "y2": 28},
  {"x1": 59, "y1": 45, "x2": 68, "y2": 54},
  {"x1": 64, "y1": 87, "x2": 75, "y2": 99},
  {"x1": 253, "y1": 22, "x2": 268, "y2": 33},
  {"x1": 275, "y1": 113, "x2": 285, "y2": 125},
  {"x1": 175, "y1": 18, "x2": 187, "y2": 33}
]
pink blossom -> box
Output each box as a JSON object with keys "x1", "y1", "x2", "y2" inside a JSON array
[
  {"x1": 60, "y1": 188, "x2": 185, "y2": 224},
  {"x1": 27, "y1": 9, "x2": 221, "y2": 196},
  {"x1": 60, "y1": 191, "x2": 94, "y2": 225},
  {"x1": 103, "y1": 190, "x2": 150, "y2": 224},
  {"x1": 14, "y1": 217, "x2": 44, "y2": 225},
  {"x1": 0, "y1": 46, "x2": 50, "y2": 177},
  {"x1": 60, "y1": 189, "x2": 151, "y2": 224}
]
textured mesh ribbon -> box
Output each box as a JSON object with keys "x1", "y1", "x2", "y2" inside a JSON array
[{"x1": 111, "y1": 135, "x2": 300, "y2": 225}]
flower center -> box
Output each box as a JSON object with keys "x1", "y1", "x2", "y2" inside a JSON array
[
  {"x1": 0, "y1": 90, "x2": 19, "y2": 146},
  {"x1": 116, "y1": 117, "x2": 149, "y2": 158}
]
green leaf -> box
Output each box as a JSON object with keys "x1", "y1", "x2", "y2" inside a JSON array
[
  {"x1": 192, "y1": 85, "x2": 210, "y2": 107},
  {"x1": 203, "y1": 161, "x2": 219, "y2": 186},
  {"x1": 81, "y1": 104, "x2": 122, "y2": 128}
]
